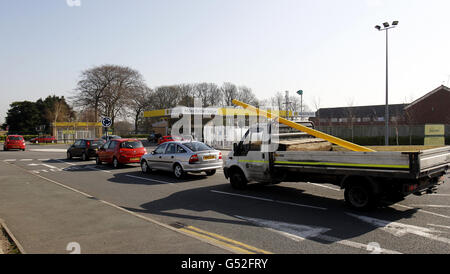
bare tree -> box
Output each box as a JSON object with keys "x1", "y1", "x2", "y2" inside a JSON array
[
  {"x1": 129, "y1": 86, "x2": 153, "y2": 134},
  {"x1": 152, "y1": 86, "x2": 181, "y2": 109},
  {"x1": 72, "y1": 65, "x2": 146, "y2": 128},
  {"x1": 221, "y1": 82, "x2": 238, "y2": 106}
]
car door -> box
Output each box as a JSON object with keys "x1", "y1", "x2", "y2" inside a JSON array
[
  {"x1": 98, "y1": 141, "x2": 111, "y2": 161},
  {"x1": 149, "y1": 143, "x2": 168, "y2": 170},
  {"x1": 72, "y1": 140, "x2": 83, "y2": 157},
  {"x1": 161, "y1": 143, "x2": 177, "y2": 171},
  {"x1": 106, "y1": 140, "x2": 117, "y2": 162}
]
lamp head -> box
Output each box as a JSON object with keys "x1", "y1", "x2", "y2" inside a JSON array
[
  {"x1": 375, "y1": 25, "x2": 381, "y2": 31},
  {"x1": 383, "y1": 22, "x2": 390, "y2": 28},
  {"x1": 392, "y1": 21, "x2": 399, "y2": 26}
]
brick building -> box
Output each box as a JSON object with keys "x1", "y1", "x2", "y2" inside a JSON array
[
  {"x1": 404, "y1": 85, "x2": 450, "y2": 125},
  {"x1": 311, "y1": 85, "x2": 450, "y2": 126},
  {"x1": 309, "y1": 85, "x2": 450, "y2": 145}
]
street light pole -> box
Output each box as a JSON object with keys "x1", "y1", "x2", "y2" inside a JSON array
[
  {"x1": 375, "y1": 21, "x2": 398, "y2": 146},
  {"x1": 385, "y1": 28, "x2": 389, "y2": 146}
]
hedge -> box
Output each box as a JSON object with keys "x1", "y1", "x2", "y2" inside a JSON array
[{"x1": 0, "y1": 135, "x2": 38, "y2": 142}]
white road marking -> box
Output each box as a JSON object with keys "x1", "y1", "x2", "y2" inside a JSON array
[
  {"x1": 28, "y1": 163, "x2": 59, "y2": 170},
  {"x1": 19, "y1": 159, "x2": 32, "y2": 161},
  {"x1": 395, "y1": 204, "x2": 450, "y2": 219},
  {"x1": 428, "y1": 224, "x2": 450, "y2": 230},
  {"x1": 53, "y1": 159, "x2": 76, "y2": 166},
  {"x1": 307, "y1": 182, "x2": 341, "y2": 191},
  {"x1": 125, "y1": 175, "x2": 173, "y2": 185},
  {"x1": 410, "y1": 204, "x2": 450, "y2": 208},
  {"x1": 235, "y1": 215, "x2": 401, "y2": 254},
  {"x1": 29, "y1": 149, "x2": 67, "y2": 152},
  {"x1": 4, "y1": 159, "x2": 16, "y2": 162},
  {"x1": 211, "y1": 190, "x2": 327, "y2": 210},
  {"x1": 347, "y1": 213, "x2": 450, "y2": 245}
]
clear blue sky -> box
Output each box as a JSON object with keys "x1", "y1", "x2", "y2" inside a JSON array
[{"x1": 1, "y1": 0, "x2": 450, "y2": 124}]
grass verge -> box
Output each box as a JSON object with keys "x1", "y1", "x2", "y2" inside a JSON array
[{"x1": 0, "y1": 224, "x2": 21, "y2": 254}]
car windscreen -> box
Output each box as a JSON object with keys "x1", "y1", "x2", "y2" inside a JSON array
[
  {"x1": 8, "y1": 136, "x2": 23, "y2": 140},
  {"x1": 120, "y1": 141, "x2": 143, "y2": 149},
  {"x1": 183, "y1": 142, "x2": 213, "y2": 152}
]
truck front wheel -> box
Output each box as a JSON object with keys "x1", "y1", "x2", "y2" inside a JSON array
[
  {"x1": 344, "y1": 182, "x2": 378, "y2": 210},
  {"x1": 230, "y1": 170, "x2": 248, "y2": 190}
]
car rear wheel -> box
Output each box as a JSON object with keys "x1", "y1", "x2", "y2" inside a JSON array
[
  {"x1": 3, "y1": 146, "x2": 7, "y2": 151},
  {"x1": 113, "y1": 157, "x2": 120, "y2": 169},
  {"x1": 96, "y1": 157, "x2": 102, "y2": 165},
  {"x1": 344, "y1": 182, "x2": 377, "y2": 211},
  {"x1": 173, "y1": 164, "x2": 185, "y2": 179},
  {"x1": 141, "y1": 160, "x2": 151, "y2": 174},
  {"x1": 67, "y1": 152, "x2": 72, "y2": 160},
  {"x1": 205, "y1": 170, "x2": 216, "y2": 176},
  {"x1": 82, "y1": 153, "x2": 89, "y2": 161}
]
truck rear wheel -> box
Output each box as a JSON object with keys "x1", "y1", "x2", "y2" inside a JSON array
[
  {"x1": 230, "y1": 170, "x2": 248, "y2": 190},
  {"x1": 344, "y1": 182, "x2": 378, "y2": 210}
]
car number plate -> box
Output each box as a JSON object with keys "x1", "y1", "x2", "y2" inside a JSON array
[
  {"x1": 203, "y1": 155, "x2": 215, "y2": 161},
  {"x1": 130, "y1": 157, "x2": 140, "y2": 161}
]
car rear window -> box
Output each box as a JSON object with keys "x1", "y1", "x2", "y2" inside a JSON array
[
  {"x1": 90, "y1": 140, "x2": 105, "y2": 147},
  {"x1": 120, "y1": 141, "x2": 143, "y2": 149},
  {"x1": 8, "y1": 136, "x2": 23, "y2": 140},
  {"x1": 183, "y1": 142, "x2": 212, "y2": 152}
]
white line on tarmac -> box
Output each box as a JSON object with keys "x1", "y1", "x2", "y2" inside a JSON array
[
  {"x1": 29, "y1": 149, "x2": 67, "y2": 152},
  {"x1": 4, "y1": 159, "x2": 16, "y2": 162},
  {"x1": 307, "y1": 182, "x2": 341, "y2": 191},
  {"x1": 19, "y1": 159, "x2": 32, "y2": 161},
  {"x1": 52, "y1": 159, "x2": 76, "y2": 166},
  {"x1": 236, "y1": 215, "x2": 401, "y2": 254},
  {"x1": 125, "y1": 175, "x2": 173, "y2": 185},
  {"x1": 212, "y1": 190, "x2": 327, "y2": 210},
  {"x1": 395, "y1": 204, "x2": 450, "y2": 219},
  {"x1": 428, "y1": 224, "x2": 450, "y2": 230},
  {"x1": 410, "y1": 204, "x2": 450, "y2": 208},
  {"x1": 347, "y1": 213, "x2": 450, "y2": 246}
]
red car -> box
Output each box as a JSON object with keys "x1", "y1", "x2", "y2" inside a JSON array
[
  {"x1": 96, "y1": 139, "x2": 146, "y2": 168},
  {"x1": 3, "y1": 135, "x2": 26, "y2": 151},
  {"x1": 30, "y1": 136, "x2": 57, "y2": 144},
  {"x1": 157, "y1": 135, "x2": 184, "y2": 144}
]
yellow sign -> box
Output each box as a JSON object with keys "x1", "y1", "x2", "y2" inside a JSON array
[
  {"x1": 425, "y1": 124, "x2": 445, "y2": 136},
  {"x1": 143, "y1": 108, "x2": 291, "y2": 118},
  {"x1": 54, "y1": 122, "x2": 102, "y2": 127},
  {"x1": 62, "y1": 130, "x2": 76, "y2": 135},
  {"x1": 424, "y1": 137, "x2": 445, "y2": 146}
]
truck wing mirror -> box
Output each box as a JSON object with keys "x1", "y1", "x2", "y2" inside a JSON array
[{"x1": 233, "y1": 143, "x2": 238, "y2": 152}]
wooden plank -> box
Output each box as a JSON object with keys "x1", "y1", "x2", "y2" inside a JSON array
[{"x1": 232, "y1": 99, "x2": 376, "y2": 152}]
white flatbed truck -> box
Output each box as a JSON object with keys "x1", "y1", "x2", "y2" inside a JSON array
[{"x1": 223, "y1": 122, "x2": 450, "y2": 210}]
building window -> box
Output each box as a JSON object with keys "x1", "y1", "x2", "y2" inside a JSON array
[
  {"x1": 362, "y1": 117, "x2": 371, "y2": 122},
  {"x1": 331, "y1": 118, "x2": 338, "y2": 123},
  {"x1": 377, "y1": 117, "x2": 385, "y2": 122},
  {"x1": 339, "y1": 118, "x2": 347, "y2": 123}
]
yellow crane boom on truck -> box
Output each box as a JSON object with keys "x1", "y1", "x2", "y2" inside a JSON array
[{"x1": 231, "y1": 99, "x2": 376, "y2": 152}]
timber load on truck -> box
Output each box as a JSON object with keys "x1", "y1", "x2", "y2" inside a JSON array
[{"x1": 223, "y1": 100, "x2": 450, "y2": 210}]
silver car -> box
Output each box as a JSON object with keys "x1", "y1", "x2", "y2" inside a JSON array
[{"x1": 140, "y1": 141, "x2": 223, "y2": 178}]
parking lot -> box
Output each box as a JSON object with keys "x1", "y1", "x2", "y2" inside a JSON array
[{"x1": 0, "y1": 143, "x2": 449, "y2": 254}]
